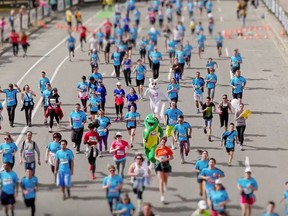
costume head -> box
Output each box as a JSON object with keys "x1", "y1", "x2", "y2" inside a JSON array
[{"x1": 148, "y1": 78, "x2": 159, "y2": 90}]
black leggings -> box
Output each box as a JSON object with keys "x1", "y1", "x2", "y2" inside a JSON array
[
  {"x1": 152, "y1": 63, "x2": 160, "y2": 79},
  {"x1": 24, "y1": 198, "x2": 36, "y2": 216},
  {"x1": 71, "y1": 128, "x2": 84, "y2": 151},
  {"x1": 12, "y1": 43, "x2": 18, "y2": 56},
  {"x1": 123, "y1": 69, "x2": 131, "y2": 86},
  {"x1": 7, "y1": 105, "x2": 16, "y2": 125},
  {"x1": 49, "y1": 109, "x2": 60, "y2": 128},
  {"x1": 220, "y1": 114, "x2": 229, "y2": 128},
  {"x1": 88, "y1": 148, "x2": 98, "y2": 173},
  {"x1": 80, "y1": 99, "x2": 87, "y2": 108},
  {"x1": 114, "y1": 65, "x2": 121, "y2": 78},
  {"x1": 24, "y1": 106, "x2": 33, "y2": 125},
  {"x1": 236, "y1": 125, "x2": 246, "y2": 145},
  {"x1": 133, "y1": 186, "x2": 145, "y2": 199},
  {"x1": 148, "y1": 56, "x2": 152, "y2": 69},
  {"x1": 115, "y1": 103, "x2": 124, "y2": 115}
]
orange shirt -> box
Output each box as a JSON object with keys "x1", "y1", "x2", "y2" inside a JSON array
[{"x1": 155, "y1": 146, "x2": 173, "y2": 158}]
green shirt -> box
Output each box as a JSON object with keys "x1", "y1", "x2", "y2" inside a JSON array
[{"x1": 192, "y1": 209, "x2": 210, "y2": 216}]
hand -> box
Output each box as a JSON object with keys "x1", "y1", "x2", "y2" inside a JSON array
[
  {"x1": 19, "y1": 160, "x2": 23, "y2": 165},
  {"x1": 213, "y1": 173, "x2": 219, "y2": 178},
  {"x1": 38, "y1": 160, "x2": 41, "y2": 165},
  {"x1": 23, "y1": 190, "x2": 28, "y2": 195},
  {"x1": 70, "y1": 170, "x2": 74, "y2": 176},
  {"x1": 104, "y1": 129, "x2": 107, "y2": 132},
  {"x1": 45, "y1": 159, "x2": 48, "y2": 164},
  {"x1": 15, "y1": 192, "x2": 18, "y2": 198},
  {"x1": 54, "y1": 171, "x2": 57, "y2": 176}
]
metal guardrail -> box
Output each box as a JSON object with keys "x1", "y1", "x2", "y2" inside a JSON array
[{"x1": 262, "y1": 0, "x2": 288, "y2": 34}]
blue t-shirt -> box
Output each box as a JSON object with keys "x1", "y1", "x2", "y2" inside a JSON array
[
  {"x1": 0, "y1": 142, "x2": 17, "y2": 163},
  {"x1": 3, "y1": 89, "x2": 18, "y2": 106},
  {"x1": 47, "y1": 141, "x2": 61, "y2": 154},
  {"x1": 97, "y1": 86, "x2": 107, "y2": 102},
  {"x1": 97, "y1": 32, "x2": 104, "y2": 42},
  {"x1": 261, "y1": 214, "x2": 279, "y2": 216},
  {"x1": 206, "y1": 1, "x2": 213, "y2": 11},
  {"x1": 115, "y1": 27, "x2": 124, "y2": 37},
  {"x1": 222, "y1": 130, "x2": 238, "y2": 148},
  {"x1": 147, "y1": 44, "x2": 154, "y2": 54},
  {"x1": 195, "y1": 159, "x2": 209, "y2": 179},
  {"x1": 150, "y1": 51, "x2": 162, "y2": 64},
  {"x1": 126, "y1": 94, "x2": 138, "y2": 106},
  {"x1": 77, "y1": 81, "x2": 89, "y2": 94},
  {"x1": 167, "y1": 83, "x2": 179, "y2": 99},
  {"x1": 174, "y1": 122, "x2": 191, "y2": 141},
  {"x1": 230, "y1": 76, "x2": 246, "y2": 94},
  {"x1": 188, "y1": 2, "x2": 194, "y2": 11},
  {"x1": 237, "y1": 177, "x2": 258, "y2": 198},
  {"x1": 39, "y1": 77, "x2": 50, "y2": 92},
  {"x1": 89, "y1": 73, "x2": 103, "y2": 81},
  {"x1": 135, "y1": 65, "x2": 146, "y2": 80},
  {"x1": 148, "y1": 30, "x2": 160, "y2": 42},
  {"x1": 67, "y1": 36, "x2": 76, "y2": 48},
  {"x1": 209, "y1": 189, "x2": 229, "y2": 213},
  {"x1": 176, "y1": 50, "x2": 185, "y2": 63},
  {"x1": 284, "y1": 191, "x2": 288, "y2": 215},
  {"x1": 196, "y1": 25, "x2": 204, "y2": 33},
  {"x1": 168, "y1": 40, "x2": 177, "y2": 53},
  {"x1": 112, "y1": 52, "x2": 121, "y2": 66},
  {"x1": 139, "y1": 40, "x2": 147, "y2": 51},
  {"x1": 114, "y1": 89, "x2": 125, "y2": 98},
  {"x1": 97, "y1": 116, "x2": 111, "y2": 136},
  {"x1": 125, "y1": 111, "x2": 140, "y2": 128},
  {"x1": 164, "y1": 108, "x2": 183, "y2": 126},
  {"x1": 0, "y1": 171, "x2": 18, "y2": 195},
  {"x1": 216, "y1": 35, "x2": 224, "y2": 43},
  {"x1": 130, "y1": 28, "x2": 138, "y2": 40},
  {"x1": 89, "y1": 96, "x2": 102, "y2": 112},
  {"x1": 184, "y1": 44, "x2": 193, "y2": 55},
  {"x1": 206, "y1": 73, "x2": 217, "y2": 89},
  {"x1": 116, "y1": 203, "x2": 135, "y2": 216},
  {"x1": 197, "y1": 34, "x2": 206, "y2": 45},
  {"x1": 21, "y1": 176, "x2": 38, "y2": 199},
  {"x1": 55, "y1": 149, "x2": 74, "y2": 173},
  {"x1": 134, "y1": 10, "x2": 141, "y2": 20},
  {"x1": 206, "y1": 61, "x2": 217, "y2": 69},
  {"x1": 102, "y1": 175, "x2": 123, "y2": 199},
  {"x1": 231, "y1": 55, "x2": 242, "y2": 67},
  {"x1": 70, "y1": 111, "x2": 87, "y2": 129},
  {"x1": 200, "y1": 168, "x2": 225, "y2": 191},
  {"x1": 42, "y1": 89, "x2": 52, "y2": 107},
  {"x1": 192, "y1": 78, "x2": 205, "y2": 94}
]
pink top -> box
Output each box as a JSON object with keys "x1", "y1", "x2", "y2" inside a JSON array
[
  {"x1": 0, "y1": 20, "x2": 5, "y2": 30},
  {"x1": 111, "y1": 140, "x2": 129, "y2": 161}
]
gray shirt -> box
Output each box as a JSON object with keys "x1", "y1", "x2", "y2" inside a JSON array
[
  {"x1": 235, "y1": 110, "x2": 246, "y2": 126},
  {"x1": 19, "y1": 139, "x2": 40, "y2": 163}
]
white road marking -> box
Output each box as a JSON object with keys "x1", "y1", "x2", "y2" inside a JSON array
[
  {"x1": 220, "y1": 17, "x2": 223, "y2": 22},
  {"x1": 15, "y1": 19, "x2": 106, "y2": 145},
  {"x1": 111, "y1": 69, "x2": 115, "y2": 76},
  {"x1": 225, "y1": 48, "x2": 229, "y2": 57},
  {"x1": 168, "y1": 67, "x2": 172, "y2": 80},
  {"x1": 245, "y1": 156, "x2": 250, "y2": 169},
  {"x1": 218, "y1": 7, "x2": 222, "y2": 12}
]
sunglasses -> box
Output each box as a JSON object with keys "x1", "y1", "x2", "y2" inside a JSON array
[
  {"x1": 109, "y1": 169, "x2": 115, "y2": 172},
  {"x1": 4, "y1": 138, "x2": 9, "y2": 140},
  {"x1": 136, "y1": 157, "x2": 142, "y2": 160},
  {"x1": 116, "y1": 135, "x2": 122, "y2": 138},
  {"x1": 222, "y1": 97, "x2": 227, "y2": 99}
]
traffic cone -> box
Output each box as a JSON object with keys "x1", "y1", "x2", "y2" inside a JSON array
[
  {"x1": 243, "y1": 36, "x2": 247, "y2": 40},
  {"x1": 254, "y1": 33, "x2": 259, "y2": 39},
  {"x1": 263, "y1": 34, "x2": 268, "y2": 39}
]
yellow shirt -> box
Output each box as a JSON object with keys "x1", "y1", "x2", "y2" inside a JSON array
[{"x1": 65, "y1": 10, "x2": 72, "y2": 22}]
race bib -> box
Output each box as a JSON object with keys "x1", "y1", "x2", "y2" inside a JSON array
[
  {"x1": 89, "y1": 136, "x2": 97, "y2": 142},
  {"x1": 60, "y1": 158, "x2": 69, "y2": 164},
  {"x1": 3, "y1": 148, "x2": 10, "y2": 154},
  {"x1": 243, "y1": 187, "x2": 252, "y2": 194},
  {"x1": 73, "y1": 117, "x2": 80, "y2": 122},
  {"x1": 25, "y1": 150, "x2": 34, "y2": 157},
  {"x1": 117, "y1": 150, "x2": 125, "y2": 156},
  {"x1": 169, "y1": 119, "x2": 177, "y2": 125},
  {"x1": 2, "y1": 178, "x2": 12, "y2": 185}
]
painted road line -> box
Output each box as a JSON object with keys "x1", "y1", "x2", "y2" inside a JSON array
[
  {"x1": 225, "y1": 47, "x2": 229, "y2": 57},
  {"x1": 220, "y1": 16, "x2": 223, "y2": 22},
  {"x1": 218, "y1": 7, "x2": 222, "y2": 12}
]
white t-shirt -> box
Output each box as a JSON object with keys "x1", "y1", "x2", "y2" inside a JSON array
[{"x1": 89, "y1": 37, "x2": 97, "y2": 50}]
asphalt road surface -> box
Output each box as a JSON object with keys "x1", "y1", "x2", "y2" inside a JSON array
[{"x1": 0, "y1": 1, "x2": 287, "y2": 216}]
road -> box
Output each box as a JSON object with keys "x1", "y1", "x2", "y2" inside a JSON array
[{"x1": 0, "y1": 1, "x2": 287, "y2": 216}]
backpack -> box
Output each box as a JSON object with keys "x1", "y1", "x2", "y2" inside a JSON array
[{"x1": 22, "y1": 140, "x2": 36, "y2": 150}]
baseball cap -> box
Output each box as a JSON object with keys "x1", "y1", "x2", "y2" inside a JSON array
[
  {"x1": 115, "y1": 132, "x2": 122, "y2": 136},
  {"x1": 245, "y1": 167, "x2": 252, "y2": 173},
  {"x1": 116, "y1": 82, "x2": 121, "y2": 86},
  {"x1": 215, "y1": 178, "x2": 223, "y2": 185},
  {"x1": 198, "y1": 200, "x2": 207, "y2": 210}
]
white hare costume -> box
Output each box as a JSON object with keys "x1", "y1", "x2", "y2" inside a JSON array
[{"x1": 144, "y1": 78, "x2": 168, "y2": 117}]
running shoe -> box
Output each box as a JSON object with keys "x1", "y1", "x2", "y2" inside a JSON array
[
  {"x1": 99, "y1": 153, "x2": 103, "y2": 158},
  {"x1": 203, "y1": 128, "x2": 207, "y2": 134},
  {"x1": 75, "y1": 151, "x2": 80, "y2": 154},
  {"x1": 171, "y1": 145, "x2": 176, "y2": 150},
  {"x1": 228, "y1": 162, "x2": 232, "y2": 166},
  {"x1": 91, "y1": 174, "x2": 96, "y2": 180},
  {"x1": 208, "y1": 136, "x2": 212, "y2": 142},
  {"x1": 49, "y1": 128, "x2": 52, "y2": 133}
]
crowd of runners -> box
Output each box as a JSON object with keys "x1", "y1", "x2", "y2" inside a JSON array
[{"x1": 0, "y1": 0, "x2": 285, "y2": 216}]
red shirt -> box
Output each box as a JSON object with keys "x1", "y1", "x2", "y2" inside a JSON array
[
  {"x1": 103, "y1": 21, "x2": 112, "y2": 35},
  {"x1": 83, "y1": 131, "x2": 101, "y2": 146},
  {"x1": 10, "y1": 32, "x2": 19, "y2": 44},
  {"x1": 79, "y1": 26, "x2": 87, "y2": 38},
  {"x1": 21, "y1": 35, "x2": 28, "y2": 45},
  {"x1": 111, "y1": 140, "x2": 129, "y2": 160}
]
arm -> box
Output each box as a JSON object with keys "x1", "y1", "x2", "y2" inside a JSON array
[
  {"x1": 19, "y1": 144, "x2": 24, "y2": 164},
  {"x1": 20, "y1": 92, "x2": 24, "y2": 104},
  {"x1": 127, "y1": 163, "x2": 137, "y2": 177},
  {"x1": 15, "y1": 182, "x2": 19, "y2": 197},
  {"x1": 113, "y1": 207, "x2": 127, "y2": 215},
  {"x1": 54, "y1": 159, "x2": 58, "y2": 175},
  {"x1": 15, "y1": 84, "x2": 21, "y2": 92},
  {"x1": 31, "y1": 90, "x2": 36, "y2": 97},
  {"x1": 35, "y1": 143, "x2": 41, "y2": 165},
  {"x1": 70, "y1": 159, "x2": 74, "y2": 176},
  {"x1": 45, "y1": 148, "x2": 49, "y2": 163}
]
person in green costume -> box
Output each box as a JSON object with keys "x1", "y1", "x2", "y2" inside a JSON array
[{"x1": 143, "y1": 114, "x2": 163, "y2": 163}]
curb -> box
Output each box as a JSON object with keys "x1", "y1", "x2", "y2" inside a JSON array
[{"x1": 0, "y1": 15, "x2": 57, "y2": 56}]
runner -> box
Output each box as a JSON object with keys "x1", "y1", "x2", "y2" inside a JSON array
[
  {"x1": 126, "y1": 87, "x2": 138, "y2": 112},
  {"x1": 155, "y1": 136, "x2": 173, "y2": 204},
  {"x1": 197, "y1": 31, "x2": 206, "y2": 59},
  {"x1": 77, "y1": 75, "x2": 89, "y2": 112},
  {"x1": 9, "y1": 29, "x2": 19, "y2": 56},
  {"x1": 127, "y1": 153, "x2": 151, "y2": 212},
  {"x1": 184, "y1": 41, "x2": 193, "y2": 68},
  {"x1": 150, "y1": 46, "x2": 162, "y2": 79},
  {"x1": 175, "y1": 45, "x2": 186, "y2": 78},
  {"x1": 167, "y1": 78, "x2": 180, "y2": 103},
  {"x1": 216, "y1": 32, "x2": 224, "y2": 57},
  {"x1": 0, "y1": 83, "x2": 21, "y2": 127},
  {"x1": 122, "y1": 53, "x2": 132, "y2": 87},
  {"x1": 114, "y1": 82, "x2": 125, "y2": 121},
  {"x1": 200, "y1": 158, "x2": 225, "y2": 200},
  {"x1": 103, "y1": 37, "x2": 111, "y2": 64},
  {"x1": 65, "y1": 9, "x2": 73, "y2": 29},
  {"x1": 164, "y1": 102, "x2": 183, "y2": 150},
  {"x1": 74, "y1": 8, "x2": 82, "y2": 31},
  {"x1": 218, "y1": 94, "x2": 233, "y2": 131},
  {"x1": 261, "y1": 201, "x2": 280, "y2": 216},
  {"x1": 110, "y1": 132, "x2": 130, "y2": 177},
  {"x1": 45, "y1": 132, "x2": 62, "y2": 177},
  {"x1": 88, "y1": 33, "x2": 98, "y2": 55},
  {"x1": 167, "y1": 36, "x2": 177, "y2": 66},
  {"x1": 96, "y1": 29, "x2": 104, "y2": 52},
  {"x1": 133, "y1": 8, "x2": 141, "y2": 27},
  {"x1": 90, "y1": 49, "x2": 100, "y2": 71},
  {"x1": 221, "y1": 123, "x2": 239, "y2": 166},
  {"x1": 96, "y1": 80, "x2": 107, "y2": 111},
  {"x1": 209, "y1": 179, "x2": 230, "y2": 216},
  {"x1": 133, "y1": 59, "x2": 146, "y2": 99},
  {"x1": 19, "y1": 131, "x2": 41, "y2": 175},
  {"x1": 38, "y1": 71, "x2": 50, "y2": 94},
  {"x1": 112, "y1": 193, "x2": 135, "y2": 215},
  {"x1": 191, "y1": 200, "x2": 210, "y2": 216},
  {"x1": 67, "y1": 32, "x2": 76, "y2": 61},
  {"x1": 96, "y1": 109, "x2": 111, "y2": 157},
  {"x1": 280, "y1": 181, "x2": 288, "y2": 216},
  {"x1": 138, "y1": 37, "x2": 147, "y2": 63},
  {"x1": 42, "y1": 83, "x2": 52, "y2": 125},
  {"x1": 112, "y1": 47, "x2": 122, "y2": 80},
  {"x1": 20, "y1": 168, "x2": 39, "y2": 216},
  {"x1": 70, "y1": 103, "x2": 87, "y2": 154},
  {"x1": 173, "y1": 115, "x2": 192, "y2": 163},
  {"x1": 20, "y1": 31, "x2": 29, "y2": 57},
  {"x1": 79, "y1": 24, "x2": 87, "y2": 51},
  {"x1": 124, "y1": 105, "x2": 140, "y2": 148},
  {"x1": 88, "y1": 91, "x2": 102, "y2": 121},
  {"x1": 83, "y1": 123, "x2": 101, "y2": 180},
  {"x1": 0, "y1": 134, "x2": 18, "y2": 170},
  {"x1": 47, "y1": 88, "x2": 63, "y2": 132},
  {"x1": 102, "y1": 164, "x2": 123, "y2": 213},
  {"x1": 192, "y1": 71, "x2": 205, "y2": 113},
  {"x1": 205, "y1": 67, "x2": 217, "y2": 102},
  {"x1": 230, "y1": 70, "x2": 246, "y2": 103},
  {"x1": 230, "y1": 49, "x2": 243, "y2": 78},
  {"x1": 0, "y1": 162, "x2": 19, "y2": 216},
  {"x1": 147, "y1": 40, "x2": 155, "y2": 70},
  {"x1": 235, "y1": 103, "x2": 247, "y2": 150},
  {"x1": 237, "y1": 167, "x2": 258, "y2": 216},
  {"x1": 21, "y1": 84, "x2": 36, "y2": 127},
  {"x1": 194, "y1": 150, "x2": 209, "y2": 197},
  {"x1": 54, "y1": 139, "x2": 74, "y2": 200},
  {"x1": 202, "y1": 97, "x2": 216, "y2": 142}
]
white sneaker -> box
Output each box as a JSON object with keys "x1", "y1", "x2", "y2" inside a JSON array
[
  {"x1": 49, "y1": 128, "x2": 52, "y2": 133},
  {"x1": 171, "y1": 146, "x2": 176, "y2": 150},
  {"x1": 57, "y1": 124, "x2": 60, "y2": 129}
]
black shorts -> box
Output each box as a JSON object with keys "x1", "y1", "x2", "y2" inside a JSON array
[
  {"x1": 217, "y1": 42, "x2": 223, "y2": 49},
  {"x1": 197, "y1": 178, "x2": 204, "y2": 183},
  {"x1": 139, "y1": 49, "x2": 146, "y2": 57},
  {"x1": 169, "y1": 52, "x2": 175, "y2": 58},
  {"x1": 69, "y1": 47, "x2": 75, "y2": 52},
  {"x1": 155, "y1": 162, "x2": 171, "y2": 173},
  {"x1": 90, "y1": 111, "x2": 98, "y2": 115},
  {"x1": 233, "y1": 92, "x2": 243, "y2": 99},
  {"x1": 67, "y1": 21, "x2": 72, "y2": 27},
  {"x1": 24, "y1": 198, "x2": 35, "y2": 208},
  {"x1": 128, "y1": 46, "x2": 133, "y2": 50},
  {"x1": 136, "y1": 79, "x2": 145, "y2": 86},
  {"x1": 1, "y1": 192, "x2": 15, "y2": 206},
  {"x1": 231, "y1": 66, "x2": 240, "y2": 73},
  {"x1": 127, "y1": 126, "x2": 136, "y2": 130},
  {"x1": 80, "y1": 36, "x2": 86, "y2": 42},
  {"x1": 226, "y1": 147, "x2": 235, "y2": 153}
]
